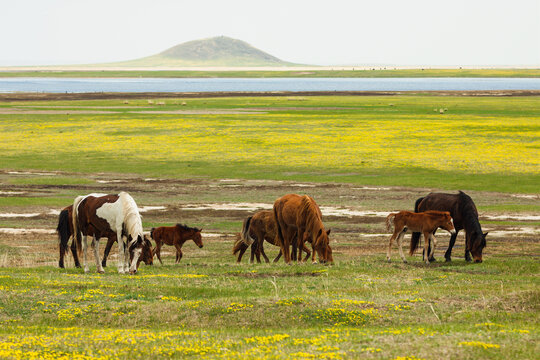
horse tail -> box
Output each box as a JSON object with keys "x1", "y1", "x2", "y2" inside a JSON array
[
  {"x1": 72, "y1": 196, "x2": 84, "y2": 258},
  {"x1": 409, "y1": 196, "x2": 424, "y2": 256},
  {"x1": 150, "y1": 227, "x2": 155, "y2": 240},
  {"x1": 386, "y1": 213, "x2": 396, "y2": 232},
  {"x1": 57, "y1": 208, "x2": 71, "y2": 256},
  {"x1": 240, "y1": 216, "x2": 254, "y2": 246},
  {"x1": 232, "y1": 233, "x2": 248, "y2": 255}
]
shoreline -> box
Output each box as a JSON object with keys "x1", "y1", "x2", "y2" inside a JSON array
[{"x1": 1, "y1": 90, "x2": 539, "y2": 101}]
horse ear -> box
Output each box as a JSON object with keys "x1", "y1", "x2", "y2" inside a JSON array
[
  {"x1": 483, "y1": 232, "x2": 488, "y2": 238},
  {"x1": 326, "y1": 229, "x2": 331, "y2": 236}
]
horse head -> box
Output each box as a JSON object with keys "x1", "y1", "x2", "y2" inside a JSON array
[
  {"x1": 138, "y1": 235, "x2": 154, "y2": 266},
  {"x1": 192, "y1": 228, "x2": 203, "y2": 248},
  {"x1": 315, "y1": 229, "x2": 333, "y2": 264},
  {"x1": 441, "y1": 212, "x2": 456, "y2": 235},
  {"x1": 468, "y1": 231, "x2": 488, "y2": 263},
  {"x1": 128, "y1": 234, "x2": 148, "y2": 274}
]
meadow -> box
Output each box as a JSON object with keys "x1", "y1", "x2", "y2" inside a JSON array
[{"x1": 0, "y1": 94, "x2": 539, "y2": 359}]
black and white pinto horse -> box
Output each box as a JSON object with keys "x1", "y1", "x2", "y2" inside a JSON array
[{"x1": 73, "y1": 192, "x2": 147, "y2": 274}]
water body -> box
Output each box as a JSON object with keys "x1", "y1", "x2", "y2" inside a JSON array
[{"x1": 1, "y1": 77, "x2": 539, "y2": 93}]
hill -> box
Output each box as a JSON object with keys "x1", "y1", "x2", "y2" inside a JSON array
[{"x1": 112, "y1": 36, "x2": 297, "y2": 67}]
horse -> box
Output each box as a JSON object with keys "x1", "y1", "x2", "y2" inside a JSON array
[
  {"x1": 150, "y1": 224, "x2": 203, "y2": 264},
  {"x1": 101, "y1": 234, "x2": 154, "y2": 269},
  {"x1": 273, "y1": 194, "x2": 333, "y2": 264},
  {"x1": 57, "y1": 205, "x2": 81, "y2": 269},
  {"x1": 386, "y1": 210, "x2": 456, "y2": 264},
  {"x1": 411, "y1": 191, "x2": 488, "y2": 263},
  {"x1": 232, "y1": 210, "x2": 311, "y2": 263},
  {"x1": 73, "y1": 192, "x2": 151, "y2": 274}
]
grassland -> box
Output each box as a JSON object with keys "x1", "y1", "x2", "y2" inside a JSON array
[
  {"x1": 0, "y1": 95, "x2": 538, "y2": 193},
  {"x1": 1, "y1": 69, "x2": 540, "y2": 78},
  {"x1": 0, "y1": 94, "x2": 538, "y2": 359}
]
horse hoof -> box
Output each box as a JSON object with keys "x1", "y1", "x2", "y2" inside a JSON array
[
  {"x1": 445, "y1": 258, "x2": 452, "y2": 262},
  {"x1": 403, "y1": 260, "x2": 408, "y2": 264},
  {"x1": 97, "y1": 269, "x2": 105, "y2": 274}
]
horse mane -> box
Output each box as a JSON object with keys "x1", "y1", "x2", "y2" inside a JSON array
[
  {"x1": 176, "y1": 223, "x2": 200, "y2": 232},
  {"x1": 300, "y1": 196, "x2": 326, "y2": 245},
  {"x1": 458, "y1": 191, "x2": 483, "y2": 235},
  {"x1": 119, "y1": 192, "x2": 143, "y2": 244}
]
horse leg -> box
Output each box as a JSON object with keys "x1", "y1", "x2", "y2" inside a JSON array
[
  {"x1": 296, "y1": 228, "x2": 305, "y2": 263},
  {"x1": 429, "y1": 233, "x2": 437, "y2": 260},
  {"x1": 249, "y1": 240, "x2": 256, "y2": 264},
  {"x1": 302, "y1": 242, "x2": 311, "y2": 262},
  {"x1": 423, "y1": 231, "x2": 431, "y2": 265},
  {"x1": 423, "y1": 229, "x2": 437, "y2": 262},
  {"x1": 93, "y1": 236, "x2": 105, "y2": 274},
  {"x1": 273, "y1": 249, "x2": 282, "y2": 263},
  {"x1": 255, "y1": 239, "x2": 264, "y2": 264},
  {"x1": 397, "y1": 230, "x2": 407, "y2": 263},
  {"x1": 154, "y1": 241, "x2": 163, "y2": 265},
  {"x1": 174, "y1": 244, "x2": 183, "y2": 264},
  {"x1": 260, "y1": 240, "x2": 270, "y2": 263},
  {"x1": 444, "y1": 230, "x2": 459, "y2": 262},
  {"x1": 70, "y1": 237, "x2": 81, "y2": 268},
  {"x1": 464, "y1": 233, "x2": 472, "y2": 262},
  {"x1": 116, "y1": 232, "x2": 125, "y2": 274},
  {"x1": 59, "y1": 237, "x2": 67, "y2": 268},
  {"x1": 82, "y1": 234, "x2": 89, "y2": 273},
  {"x1": 101, "y1": 236, "x2": 114, "y2": 268},
  {"x1": 237, "y1": 244, "x2": 247, "y2": 263},
  {"x1": 386, "y1": 229, "x2": 400, "y2": 262}
]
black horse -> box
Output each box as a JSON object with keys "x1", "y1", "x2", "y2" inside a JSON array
[{"x1": 410, "y1": 191, "x2": 488, "y2": 263}]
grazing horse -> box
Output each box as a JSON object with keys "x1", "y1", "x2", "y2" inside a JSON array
[
  {"x1": 101, "y1": 234, "x2": 154, "y2": 269},
  {"x1": 151, "y1": 224, "x2": 203, "y2": 264},
  {"x1": 232, "y1": 210, "x2": 311, "y2": 263},
  {"x1": 273, "y1": 194, "x2": 333, "y2": 264},
  {"x1": 411, "y1": 191, "x2": 488, "y2": 262},
  {"x1": 73, "y1": 192, "x2": 150, "y2": 274},
  {"x1": 386, "y1": 210, "x2": 456, "y2": 264}
]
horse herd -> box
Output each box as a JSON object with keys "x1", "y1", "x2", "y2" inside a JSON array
[{"x1": 57, "y1": 191, "x2": 488, "y2": 274}]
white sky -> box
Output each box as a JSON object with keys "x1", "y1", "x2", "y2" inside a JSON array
[{"x1": 1, "y1": 0, "x2": 539, "y2": 66}]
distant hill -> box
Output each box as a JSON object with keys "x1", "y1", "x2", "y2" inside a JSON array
[{"x1": 113, "y1": 36, "x2": 298, "y2": 67}]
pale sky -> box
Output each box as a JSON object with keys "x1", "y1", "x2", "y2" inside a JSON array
[{"x1": 1, "y1": 0, "x2": 539, "y2": 66}]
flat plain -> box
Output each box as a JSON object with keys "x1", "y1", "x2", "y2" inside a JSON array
[{"x1": 0, "y1": 94, "x2": 538, "y2": 359}]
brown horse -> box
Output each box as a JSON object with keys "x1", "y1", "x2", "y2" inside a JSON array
[
  {"x1": 273, "y1": 194, "x2": 333, "y2": 264},
  {"x1": 411, "y1": 191, "x2": 488, "y2": 262},
  {"x1": 386, "y1": 210, "x2": 456, "y2": 264},
  {"x1": 151, "y1": 224, "x2": 203, "y2": 264},
  {"x1": 232, "y1": 210, "x2": 311, "y2": 263},
  {"x1": 73, "y1": 192, "x2": 151, "y2": 274}
]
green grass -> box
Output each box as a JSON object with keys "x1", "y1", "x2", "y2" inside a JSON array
[
  {"x1": 0, "y1": 246, "x2": 537, "y2": 359},
  {"x1": 1, "y1": 68, "x2": 540, "y2": 78},
  {"x1": 7, "y1": 176, "x2": 95, "y2": 185}
]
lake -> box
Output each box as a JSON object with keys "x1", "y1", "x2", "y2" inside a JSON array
[{"x1": 1, "y1": 77, "x2": 540, "y2": 93}]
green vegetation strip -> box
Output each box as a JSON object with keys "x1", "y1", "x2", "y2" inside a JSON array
[{"x1": 1, "y1": 68, "x2": 540, "y2": 78}]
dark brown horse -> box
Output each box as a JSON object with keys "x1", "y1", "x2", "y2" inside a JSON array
[
  {"x1": 273, "y1": 194, "x2": 333, "y2": 264},
  {"x1": 57, "y1": 205, "x2": 81, "y2": 269},
  {"x1": 73, "y1": 192, "x2": 151, "y2": 274},
  {"x1": 232, "y1": 210, "x2": 311, "y2": 263},
  {"x1": 386, "y1": 210, "x2": 456, "y2": 264},
  {"x1": 151, "y1": 224, "x2": 203, "y2": 264},
  {"x1": 411, "y1": 191, "x2": 488, "y2": 262}
]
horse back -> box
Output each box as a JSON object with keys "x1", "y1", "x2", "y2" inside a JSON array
[
  {"x1": 418, "y1": 193, "x2": 463, "y2": 230},
  {"x1": 152, "y1": 226, "x2": 178, "y2": 245}
]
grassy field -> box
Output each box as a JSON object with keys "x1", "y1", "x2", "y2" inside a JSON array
[
  {"x1": 0, "y1": 95, "x2": 538, "y2": 193},
  {"x1": 1, "y1": 68, "x2": 540, "y2": 78},
  {"x1": 0, "y1": 94, "x2": 539, "y2": 359}
]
